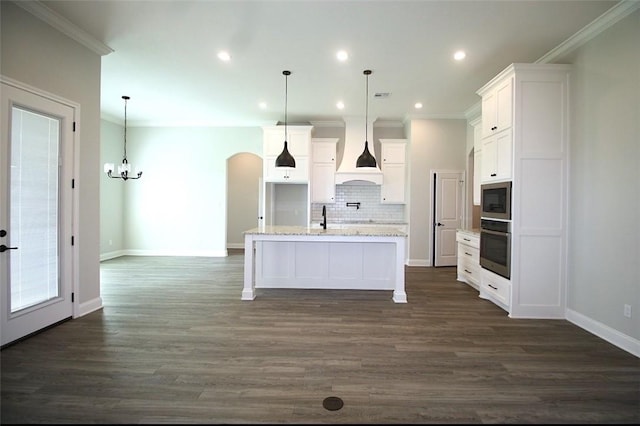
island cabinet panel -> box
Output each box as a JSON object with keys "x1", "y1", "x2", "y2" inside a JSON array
[
  {"x1": 242, "y1": 226, "x2": 407, "y2": 303},
  {"x1": 255, "y1": 241, "x2": 395, "y2": 289}
]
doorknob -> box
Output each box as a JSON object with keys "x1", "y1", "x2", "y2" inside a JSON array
[
  {"x1": 0, "y1": 244, "x2": 18, "y2": 252},
  {"x1": 436, "y1": 222, "x2": 444, "y2": 226}
]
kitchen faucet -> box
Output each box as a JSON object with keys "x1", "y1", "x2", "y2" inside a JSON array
[{"x1": 321, "y1": 205, "x2": 327, "y2": 230}]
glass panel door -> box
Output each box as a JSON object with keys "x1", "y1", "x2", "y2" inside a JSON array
[{"x1": 1, "y1": 80, "x2": 74, "y2": 347}]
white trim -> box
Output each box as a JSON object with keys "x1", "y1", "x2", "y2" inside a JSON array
[
  {"x1": 122, "y1": 249, "x2": 228, "y2": 257},
  {"x1": 13, "y1": 0, "x2": 114, "y2": 56},
  {"x1": 1, "y1": 75, "x2": 82, "y2": 323},
  {"x1": 566, "y1": 308, "x2": 640, "y2": 358},
  {"x1": 536, "y1": 0, "x2": 640, "y2": 64},
  {"x1": 226, "y1": 243, "x2": 245, "y2": 250},
  {"x1": 407, "y1": 259, "x2": 430, "y2": 267},
  {"x1": 100, "y1": 250, "x2": 128, "y2": 262},
  {"x1": 76, "y1": 297, "x2": 103, "y2": 317}
]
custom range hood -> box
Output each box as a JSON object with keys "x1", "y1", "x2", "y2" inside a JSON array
[{"x1": 334, "y1": 116, "x2": 383, "y2": 185}]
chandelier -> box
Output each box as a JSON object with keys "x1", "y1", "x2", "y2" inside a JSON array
[{"x1": 104, "y1": 95, "x2": 142, "y2": 180}]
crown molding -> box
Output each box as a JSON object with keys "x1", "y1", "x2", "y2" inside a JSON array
[
  {"x1": 14, "y1": 0, "x2": 114, "y2": 56},
  {"x1": 536, "y1": 0, "x2": 640, "y2": 64}
]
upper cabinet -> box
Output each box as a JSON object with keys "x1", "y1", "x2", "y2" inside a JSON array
[
  {"x1": 379, "y1": 139, "x2": 407, "y2": 204},
  {"x1": 480, "y1": 77, "x2": 512, "y2": 139},
  {"x1": 310, "y1": 138, "x2": 338, "y2": 203},
  {"x1": 478, "y1": 73, "x2": 513, "y2": 184},
  {"x1": 262, "y1": 125, "x2": 313, "y2": 182},
  {"x1": 481, "y1": 128, "x2": 512, "y2": 183}
]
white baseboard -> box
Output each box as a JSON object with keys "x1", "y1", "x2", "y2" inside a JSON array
[
  {"x1": 227, "y1": 243, "x2": 245, "y2": 249},
  {"x1": 100, "y1": 250, "x2": 126, "y2": 261},
  {"x1": 75, "y1": 296, "x2": 103, "y2": 318},
  {"x1": 566, "y1": 308, "x2": 639, "y2": 358},
  {"x1": 407, "y1": 259, "x2": 431, "y2": 267},
  {"x1": 100, "y1": 249, "x2": 229, "y2": 260}
]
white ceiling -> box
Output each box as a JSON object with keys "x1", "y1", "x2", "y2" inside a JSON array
[{"x1": 39, "y1": 0, "x2": 619, "y2": 127}]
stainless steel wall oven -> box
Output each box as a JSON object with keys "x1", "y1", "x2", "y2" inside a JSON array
[{"x1": 480, "y1": 219, "x2": 511, "y2": 279}]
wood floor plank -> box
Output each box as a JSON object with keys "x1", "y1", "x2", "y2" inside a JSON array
[{"x1": 1, "y1": 252, "x2": 638, "y2": 424}]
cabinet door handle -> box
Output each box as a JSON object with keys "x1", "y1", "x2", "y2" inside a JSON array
[
  {"x1": 488, "y1": 284, "x2": 498, "y2": 290},
  {"x1": 464, "y1": 269, "x2": 472, "y2": 274},
  {"x1": 465, "y1": 252, "x2": 472, "y2": 256},
  {"x1": 490, "y1": 173, "x2": 497, "y2": 177},
  {"x1": 463, "y1": 238, "x2": 470, "y2": 241}
]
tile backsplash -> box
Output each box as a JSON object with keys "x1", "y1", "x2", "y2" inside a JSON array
[{"x1": 311, "y1": 184, "x2": 405, "y2": 223}]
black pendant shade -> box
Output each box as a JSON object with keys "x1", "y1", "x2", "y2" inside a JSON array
[
  {"x1": 275, "y1": 140, "x2": 296, "y2": 168},
  {"x1": 357, "y1": 69, "x2": 377, "y2": 168},
  {"x1": 275, "y1": 70, "x2": 296, "y2": 168},
  {"x1": 356, "y1": 140, "x2": 376, "y2": 168}
]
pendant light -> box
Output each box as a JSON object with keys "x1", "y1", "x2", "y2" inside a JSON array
[
  {"x1": 103, "y1": 95, "x2": 142, "y2": 180},
  {"x1": 356, "y1": 69, "x2": 377, "y2": 168},
  {"x1": 275, "y1": 70, "x2": 296, "y2": 168}
]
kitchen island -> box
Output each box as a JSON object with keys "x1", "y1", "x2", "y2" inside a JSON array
[{"x1": 242, "y1": 225, "x2": 407, "y2": 303}]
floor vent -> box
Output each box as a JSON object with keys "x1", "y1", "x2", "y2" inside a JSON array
[{"x1": 322, "y1": 396, "x2": 344, "y2": 411}]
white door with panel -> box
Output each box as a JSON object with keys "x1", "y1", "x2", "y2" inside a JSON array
[
  {"x1": 433, "y1": 171, "x2": 464, "y2": 267},
  {"x1": 0, "y1": 80, "x2": 75, "y2": 347}
]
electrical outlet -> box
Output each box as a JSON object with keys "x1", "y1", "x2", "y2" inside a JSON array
[{"x1": 624, "y1": 304, "x2": 632, "y2": 318}]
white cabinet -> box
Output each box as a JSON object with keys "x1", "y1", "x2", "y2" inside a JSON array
[
  {"x1": 456, "y1": 230, "x2": 480, "y2": 290},
  {"x1": 476, "y1": 63, "x2": 571, "y2": 319},
  {"x1": 481, "y1": 128, "x2": 512, "y2": 183},
  {"x1": 262, "y1": 125, "x2": 312, "y2": 183},
  {"x1": 479, "y1": 268, "x2": 511, "y2": 310},
  {"x1": 481, "y1": 77, "x2": 512, "y2": 139},
  {"x1": 310, "y1": 138, "x2": 337, "y2": 203},
  {"x1": 379, "y1": 139, "x2": 407, "y2": 204}
]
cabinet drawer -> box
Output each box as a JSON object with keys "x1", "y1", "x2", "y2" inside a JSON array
[
  {"x1": 458, "y1": 257, "x2": 480, "y2": 287},
  {"x1": 457, "y1": 244, "x2": 479, "y2": 263},
  {"x1": 456, "y1": 232, "x2": 479, "y2": 249},
  {"x1": 481, "y1": 269, "x2": 510, "y2": 306}
]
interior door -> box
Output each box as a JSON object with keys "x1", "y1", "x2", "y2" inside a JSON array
[
  {"x1": 1, "y1": 80, "x2": 75, "y2": 347},
  {"x1": 433, "y1": 171, "x2": 463, "y2": 267}
]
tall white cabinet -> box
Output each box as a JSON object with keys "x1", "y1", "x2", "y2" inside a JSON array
[
  {"x1": 379, "y1": 139, "x2": 407, "y2": 204},
  {"x1": 310, "y1": 138, "x2": 338, "y2": 203},
  {"x1": 476, "y1": 63, "x2": 571, "y2": 319}
]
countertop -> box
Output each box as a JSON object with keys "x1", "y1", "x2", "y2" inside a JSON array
[
  {"x1": 457, "y1": 228, "x2": 481, "y2": 236},
  {"x1": 244, "y1": 225, "x2": 407, "y2": 237}
]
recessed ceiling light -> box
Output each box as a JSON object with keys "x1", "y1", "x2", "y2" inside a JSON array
[
  {"x1": 336, "y1": 101, "x2": 345, "y2": 110},
  {"x1": 217, "y1": 50, "x2": 231, "y2": 61},
  {"x1": 415, "y1": 102, "x2": 423, "y2": 109},
  {"x1": 258, "y1": 101, "x2": 267, "y2": 109},
  {"x1": 454, "y1": 50, "x2": 466, "y2": 61},
  {"x1": 336, "y1": 50, "x2": 349, "y2": 62}
]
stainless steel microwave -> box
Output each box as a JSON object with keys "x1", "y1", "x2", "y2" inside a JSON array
[{"x1": 480, "y1": 181, "x2": 512, "y2": 220}]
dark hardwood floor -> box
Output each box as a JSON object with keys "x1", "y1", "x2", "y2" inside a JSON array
[{"x1": 1, "y1": 251, "x2": 638, "y2": 424}]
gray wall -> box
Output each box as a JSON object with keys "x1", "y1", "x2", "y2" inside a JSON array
[
  {"x1": 227, "y1": 153, "x2": 262, "y2": 248},
  {"x1": 406, "y1": 119, "x2": 468, "y2": 266},
  {"x1": 100, "y1": 119, "x2": 125, "y2": 258},
  {"x1": 558, "y1": 9, "x2": 640, "y2": 341},
  {"x1": 1, "y1": 2, "x2": 102, "y2": 312}
]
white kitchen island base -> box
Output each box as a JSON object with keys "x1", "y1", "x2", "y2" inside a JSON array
[{"x1": 243, "y1": 226, "x2": 407, "y2": 303}]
